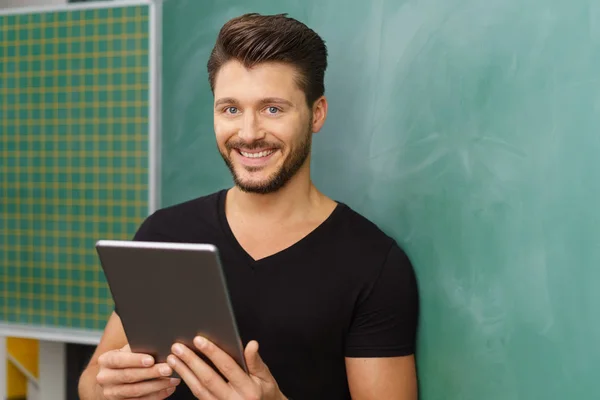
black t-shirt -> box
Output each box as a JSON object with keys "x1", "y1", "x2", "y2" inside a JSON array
[{"x1": 122, "y1": 189, "x2": 419, "y2": 399}]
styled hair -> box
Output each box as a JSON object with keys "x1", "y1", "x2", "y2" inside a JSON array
[{"x1": 207, "y1": 13, "x2": 328, "y2": 106}]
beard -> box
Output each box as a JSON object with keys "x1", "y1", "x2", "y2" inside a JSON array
[{"x1": 219, "y1": 126, "x2": 312, "y2": 195}]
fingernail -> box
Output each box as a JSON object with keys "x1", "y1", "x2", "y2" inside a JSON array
[
  {"x1": 172, "y1": 344, "x2": 183, "y2": 355},
  {"x1": 160, "y1": 365, "x2": 171, "y2": 376},
  {"x1": 167, "y1": 355, "x2": 176, "y2": 366},
  {"x1": 170, "y1": 378, "x2": 180, "y2": 385},
  {"x1": 142, "y1": 356, "x2": 153, "y2": 366},
  {"x1": 167, "y1": 387, "x2": 176, "y2": 395},
  {"x1": 194, "y1": 336, "x2": 206, "y2": 348}
]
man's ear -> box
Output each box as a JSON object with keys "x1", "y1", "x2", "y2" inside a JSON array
[{"x1": 311, "y1": 96, "x2": 328, "y2": 133}]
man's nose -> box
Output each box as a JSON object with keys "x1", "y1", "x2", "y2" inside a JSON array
[{"x1": 237, "y1": 112, "x2": 265, "y2": 142}]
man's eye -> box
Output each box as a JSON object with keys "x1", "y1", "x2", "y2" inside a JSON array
[
  {"x1": 225, "y1": 107, "x2": 239, "y2": 114},
  {"x1": 266, "y1": 107, "x2": 280, "y2": 114}
]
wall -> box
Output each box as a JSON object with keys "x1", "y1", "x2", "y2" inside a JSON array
[{"x1": 162, "y1": 1, "x2": 600, "y2": 398}]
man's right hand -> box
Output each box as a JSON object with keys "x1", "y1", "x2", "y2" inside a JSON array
[{"x1": 96, "y1": 344, "x2": 181, "y2": 400}]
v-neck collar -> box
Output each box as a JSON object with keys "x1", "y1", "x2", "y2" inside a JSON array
[{"x1": 216, "y1": 189, "x2": 345, "y2": 267}]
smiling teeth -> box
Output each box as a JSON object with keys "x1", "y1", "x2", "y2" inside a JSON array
[{"x1": 240, "y1": 150, "x2": 275, "y2": 158}]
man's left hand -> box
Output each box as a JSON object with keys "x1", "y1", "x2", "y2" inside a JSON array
[{"x1": 167, "y1": 336, "x2": 287, "y2": 400}]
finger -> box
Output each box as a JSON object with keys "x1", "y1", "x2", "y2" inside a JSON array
[
  {"x1": 97, "y1": 363, "x2": 176, "y2": 385},
  {"x1": 105, "y1": 377, "x2": 180, "y2": 399},
  {"x1": 244, "y1": 340, "x2": 272, "y2": 380},
  {"x1": 167, "y1": 354, "x2": 219, "y2": 400},
  {"x1": 98, "y1": 348, "x2": 156, "y2": 369},
  {"x1": 124, "y1": 385, "x2": 177, "y2": 400},
  {"x1": 193, "y1": 336, "x2": 251, "y2": 387}
]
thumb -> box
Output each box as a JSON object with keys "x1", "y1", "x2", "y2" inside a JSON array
[{"x1": 244, "y1": 340, "x2": 271, "y2": 379}]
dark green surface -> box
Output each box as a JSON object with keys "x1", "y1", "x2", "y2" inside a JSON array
[
  {"x1": 0, "y1": 5, "x2": 150, "y2": 330},
  {"x1": 162, "y1": 0, "x2": 600, "y2": 398}
]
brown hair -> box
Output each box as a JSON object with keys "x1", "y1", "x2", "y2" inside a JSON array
[{"x1": 207, "y1": 13, "x2": 328, "y2": 106}]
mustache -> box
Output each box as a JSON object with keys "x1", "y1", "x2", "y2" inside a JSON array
[{"x1": 225, "y1": 140, "x2": 282, "y2": 151}]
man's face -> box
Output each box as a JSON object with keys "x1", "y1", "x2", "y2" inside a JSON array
[{"x1": 212, "y1": 60, "x2": 316, "y2": 194}]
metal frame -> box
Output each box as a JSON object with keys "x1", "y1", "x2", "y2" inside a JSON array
[
  {"x1": 0, "y1": 322, "x2": 103, "y2": 345},
  {"x1": 0, "y1": 0, "x2": 153, "y2": 16},
  {"x1": 148, "y1": 0, "x2": 162, "y2": 213}
]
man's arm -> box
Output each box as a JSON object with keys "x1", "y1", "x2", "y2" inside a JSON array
[
  {"x1": 346, "y1": 355, "x2": 417, "y2": 400},
  {"x1": 78, "y1": 312, "x2": 128, "y2": 399}
]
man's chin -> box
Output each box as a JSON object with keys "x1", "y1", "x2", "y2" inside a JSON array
[
  {"x1": 235, "y1": 181, "x2": 276, "y2": 194},
  {"x1": 233, "y1": 172, "x2": 283, "y2": 194}
]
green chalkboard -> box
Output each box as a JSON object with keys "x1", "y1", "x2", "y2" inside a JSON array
[
  {"x1": 161, "y1": 0, "x2": 600, "y2": 398},
  {"x1": 0, "y1": 4, "x2": 150, "y2": 331}
]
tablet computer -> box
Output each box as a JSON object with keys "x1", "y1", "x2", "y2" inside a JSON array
[{"x1": 95, "y1": 240, "x2": 247, "y2": 376}]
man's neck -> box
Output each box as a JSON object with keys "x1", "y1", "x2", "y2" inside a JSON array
[{"x1": 226, "y1": 170, "x2": 325, "y2": 224}]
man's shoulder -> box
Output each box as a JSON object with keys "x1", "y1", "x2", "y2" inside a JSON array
[
  {"x1": 334, "y1": 201, "x2": 397, "y2": 252},
  {"x1": 323, "y1": 201, "x2": 413, "y2": 280},
  {"x1": 133, "y1": 189, "x2": 225, "y2": 241}
]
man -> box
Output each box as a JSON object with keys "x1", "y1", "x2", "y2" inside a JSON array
[{"x1": 79, "y1": 13, "x2": 419, "y2": 400}]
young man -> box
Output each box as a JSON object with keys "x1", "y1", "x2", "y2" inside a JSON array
[{"x1": 79, "y1": 13, "x2": 419, "y2": 400}]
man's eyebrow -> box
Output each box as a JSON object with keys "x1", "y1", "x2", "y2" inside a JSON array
[
  {"x1": 214, "y1": 97, "x2": 238, "y2": 108},
  {"x1": 258, "y1": 97, "x2": 294, "y2": 107}
]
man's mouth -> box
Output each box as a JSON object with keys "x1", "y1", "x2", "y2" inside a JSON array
[{"x1": 238, "y1": 149, "x2": 276, "y2": 158}]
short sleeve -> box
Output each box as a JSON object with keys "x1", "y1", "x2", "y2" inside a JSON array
[{"x1": 344, "y1": 244, "x2": 419, "y2": 357}]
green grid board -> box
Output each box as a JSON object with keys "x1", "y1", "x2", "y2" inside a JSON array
[{"x1": 0, "y1": 5, "x2": 150, "y2": 331}]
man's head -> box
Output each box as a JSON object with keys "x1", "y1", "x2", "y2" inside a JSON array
[{"x1": 207, "y1": 13, "x2": 328, "y2": 194}]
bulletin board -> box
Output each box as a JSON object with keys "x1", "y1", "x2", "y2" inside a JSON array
[{"x1": 0, "y1": 2, "x2": 153, "y2": 333}]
